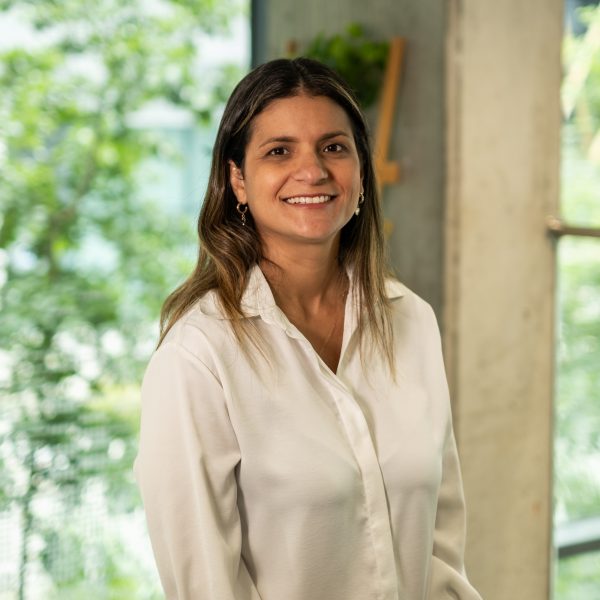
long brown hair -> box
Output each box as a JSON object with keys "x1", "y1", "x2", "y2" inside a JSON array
[{"x1": 159, "y1": 58, "x2": 393, "y2": 366}]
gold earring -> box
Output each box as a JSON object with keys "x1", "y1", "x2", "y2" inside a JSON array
[
  {"x1": 355, "y1": 192, "x2": 365, "y2": 216},
  {"x1": 237, "y1": 202, "x2": 248, "y2": 226}
]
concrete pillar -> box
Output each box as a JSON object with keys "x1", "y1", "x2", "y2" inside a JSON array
[{"x1": 444, "y1": 1, "x2": 562, "y2": 598}]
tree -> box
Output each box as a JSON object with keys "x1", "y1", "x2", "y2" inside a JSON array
[
  {"x1": 555, "y1": 3, "x2": 600, "y2": 597},
  {"x1": 0, "y1": 0, "x2": 245, "y2": 596},
  {"x1": 558, "y1": 3, "x2": 600, "y2": 521}
]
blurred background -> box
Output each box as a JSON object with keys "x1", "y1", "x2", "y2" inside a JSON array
[{"x1": 0, "y1": 0, "x2": 598, "y2": 598}]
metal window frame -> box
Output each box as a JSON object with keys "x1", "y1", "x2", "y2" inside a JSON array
[{"x1": 547, "y1": 216, "x2": 600, "y2": 239}]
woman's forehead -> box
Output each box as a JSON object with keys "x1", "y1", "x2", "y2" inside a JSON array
[{"x1": 247, "y1": 94, "x2": 354, "y2": 144}]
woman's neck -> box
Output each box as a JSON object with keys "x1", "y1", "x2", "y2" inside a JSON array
[{"x1": 260, "y1": 241, "x2": 346, "y2": 319}]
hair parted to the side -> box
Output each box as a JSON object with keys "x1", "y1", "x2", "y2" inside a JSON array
[{"x1": 158, "y1": 57, "x2": 394, "y2": 368}]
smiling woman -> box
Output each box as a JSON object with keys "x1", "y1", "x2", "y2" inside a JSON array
[
  {"x1": 229, "y1": 95, "x2": 362, "y2": 255},
  {"x1": 134, "y1": 58, "x2": 482, "y2": 600},
  {"x1": 226, "y1": 94, "x2": 363, "y2": 370}
]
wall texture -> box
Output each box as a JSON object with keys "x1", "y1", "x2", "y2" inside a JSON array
[{"x1": 444, "y1": 1, "x2": 561, "y2": 598}]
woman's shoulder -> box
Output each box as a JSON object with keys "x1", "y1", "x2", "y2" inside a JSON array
[
  {"x1": 385, "y1": 275, "x2": 433, "y2": 312},
  {"x1": 155, "y1": 266, "x2": 269, "y2": 370},
  {"x1": 158, "y1": 292, "x2": 237, "y2": 369},
  {"x1": 384, "y1": 275, "x2": 441, "y2": 336}
]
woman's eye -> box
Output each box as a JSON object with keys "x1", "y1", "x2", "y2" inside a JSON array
[
  {"x1": 267, "y1": 147, "x2": 288, "y2": 156},
  {"x1": 324, "y1": 143, "x2": 345, "y2": 153}
]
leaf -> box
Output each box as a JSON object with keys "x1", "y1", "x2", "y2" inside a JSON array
[{"x1": 303, "y1": 23, "x2": 389, "y2": 108}]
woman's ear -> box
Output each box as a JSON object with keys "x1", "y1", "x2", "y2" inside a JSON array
[{"x1": 228, "y1": 160, "x2": 247, "y2": 204}]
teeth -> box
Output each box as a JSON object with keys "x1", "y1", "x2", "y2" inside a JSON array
[{"x1": 284, "y1": 195, "x2": 331, "y2": 205}]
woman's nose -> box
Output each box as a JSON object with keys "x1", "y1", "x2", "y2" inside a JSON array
[{"x1": 292, "y1": 152, "x2": 328, "y2": 183}]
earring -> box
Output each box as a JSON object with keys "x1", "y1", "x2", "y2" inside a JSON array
[
  {"x1": 236, "y1": 202, "x2": 248, "y2": 226},
  {"x1": 355, "y1": 192, "x2": 365, "y2": 216}
]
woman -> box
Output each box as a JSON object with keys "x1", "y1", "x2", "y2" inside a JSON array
[{"x1": 134, "y1": 57, "x2": 482, "y2": 600}]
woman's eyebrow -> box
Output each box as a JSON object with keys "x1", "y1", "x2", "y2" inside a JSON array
[
  {"x1": 257, "y1": 136, "x2": 296, "y2": 148},
  {"x1": 257, "y1": 131, "x2": 352, "y2": 148},
  {"x1": 318, "y1": 130, "x2": 352, "y2": 142}
]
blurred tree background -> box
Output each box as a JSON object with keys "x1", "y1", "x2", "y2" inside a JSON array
[
  {"x1": 555, "y1": 2, "x2": 600, "y2": 597},
  {"x1": 0, "y1": 0, "x2": 246, "y2": 597},
  {"x1": 1, "y1": 0, "x2": 598, "y2": 597}
]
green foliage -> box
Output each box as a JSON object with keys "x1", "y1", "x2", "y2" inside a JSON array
[
  {"x1": 555, "y1": 551, "x2": 600, "y2": 599},
  {"x1": 557, "y1": 9, "x2": 600, "y2": 517},
  {"x1": 555, "y1": 3, "x2": 600, "y2": 595},
  {"x1": 304, "y1": 23, "x2": 389, "y2": 108},
  {"x1": 0, "y1": 0, "x2": 244, "y2": 597},
  {"x1": 563, "y1": 4, "x2": 600, "y2": 186},
  {"x1": 555, "y1": 235, "x2": 600, "y2": 521}
]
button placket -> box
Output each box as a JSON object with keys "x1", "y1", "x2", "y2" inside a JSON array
[
  {"x1": 262, "y1": 289, "x2": 399, "y2": 598},
  {"x1": 323, "y1": 373, "x2": 399, "y2": 599}
]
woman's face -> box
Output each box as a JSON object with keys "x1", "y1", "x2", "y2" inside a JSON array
[{"x1": 229, "y1": 94, "x2": 362, "y2": 258}]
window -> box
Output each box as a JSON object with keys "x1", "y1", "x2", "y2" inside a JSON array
[
  {"x1": 553, "y1": 1, "x2": 600, "y2": 596},
  {"x1": 0, "y1": 2, "x2": 249, "y2": 597}
]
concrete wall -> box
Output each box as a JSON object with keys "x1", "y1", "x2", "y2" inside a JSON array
[
  {"x1": 445, "y1": 1, "x2": 562, "y2": 598},
  {"x1": 253, "y1": 0, "x2": 448, "y2": 318}
]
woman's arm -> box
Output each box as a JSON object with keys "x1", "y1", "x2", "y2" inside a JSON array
[
  {"x1": 134, "y1": 341, "x2": 262, "y2": 600},
  {"x1": 427, "y1": 427, "x2": 482, "y2": 599},
  {"x1": 419, "y1": 301, "x2": 482, "y2": 600}
]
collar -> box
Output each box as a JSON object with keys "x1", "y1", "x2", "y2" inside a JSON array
[
  {"x1": 384, "y1": 277, "x2": 406, "y2": 301},
  {"x1": 195, "y1": 264, "x2": 405, "y2": 320},
  {"x1": 195, "y1": 266, "x2": 274, "y2": 320}
]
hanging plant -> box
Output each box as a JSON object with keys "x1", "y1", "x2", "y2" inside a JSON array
[{"x1": 303, "y1": 23, "x2": 389, "y2": 109}]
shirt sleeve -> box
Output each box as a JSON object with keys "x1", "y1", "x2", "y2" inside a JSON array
[
  {"x1": 427, "y1": 428, "x2": 483, "y2": 599},
  {"x1": 134, "y1": 341, "x2": 262, "y2": 600},
  {"x1": 419, "y1": 302, "x2": 482, "y2": 600}
]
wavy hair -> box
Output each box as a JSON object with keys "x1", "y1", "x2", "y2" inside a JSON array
[{"x1": 159, "y1": 57, "x2": 393, "y2": 366}]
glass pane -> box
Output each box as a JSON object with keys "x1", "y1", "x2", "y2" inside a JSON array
[
  {"x1": 0, "y1": 2, "x2": 249, "y2": 597},
  {"x1": 556, "y1": 1, "x2": 600, "y2": 594},
  {"x1": 555, "y1": 237, "x2": 600, "y2": 522},
  {"x1": 555, "y1": 551, "x2": 600, "y2": 599}
]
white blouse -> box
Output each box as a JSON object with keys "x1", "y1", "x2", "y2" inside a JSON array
[{"x1": 134, "y1": 265, "x2": 482, "y2": 600}]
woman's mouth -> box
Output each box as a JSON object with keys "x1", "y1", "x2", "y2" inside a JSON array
[{"x1": 282, "y1": 194, "x2": 334, "y2": 205}]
